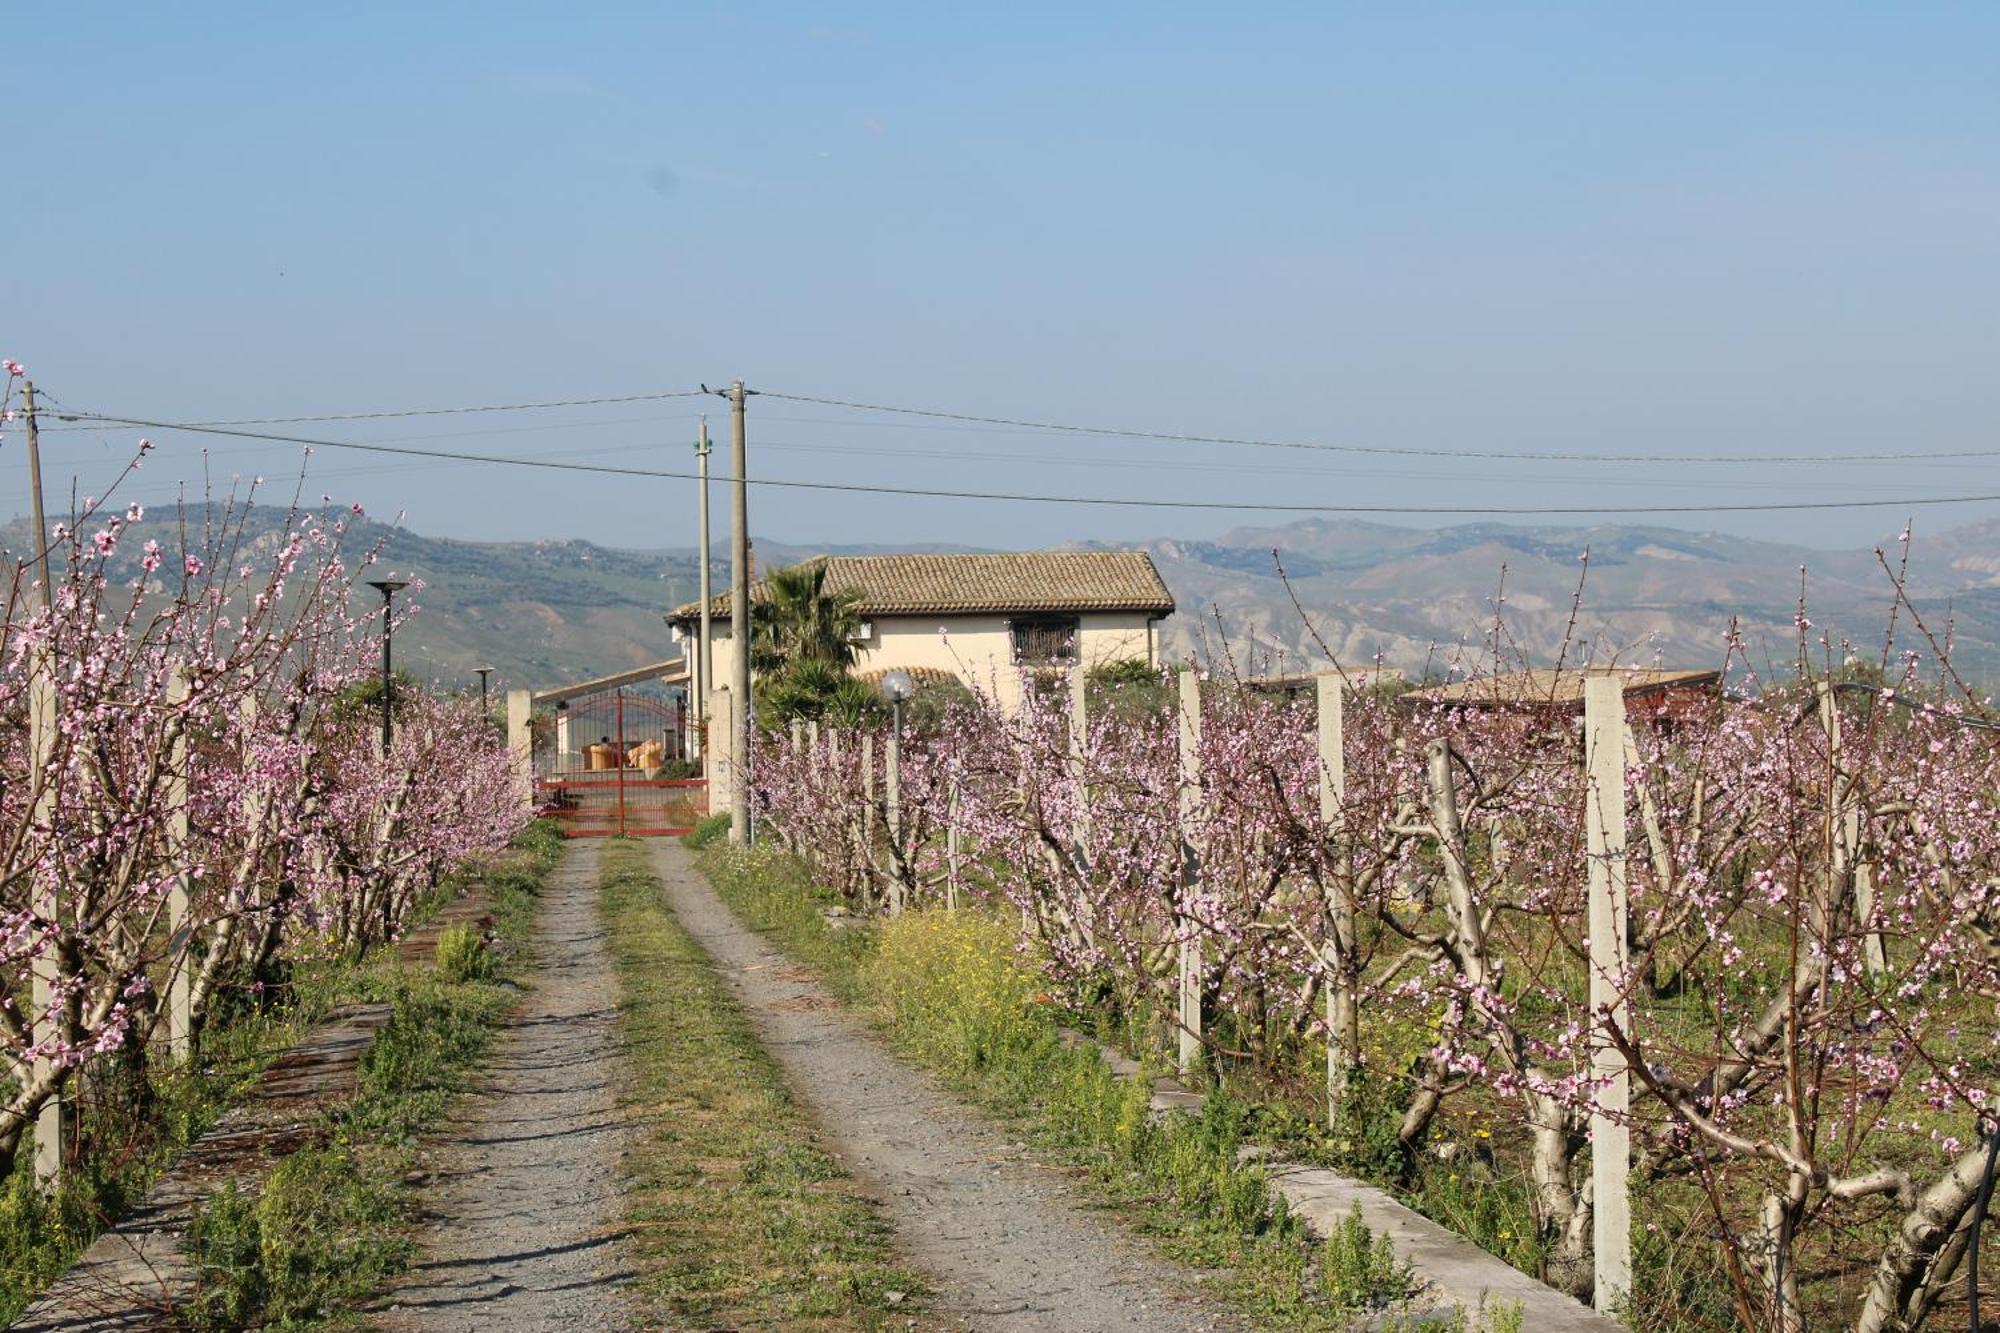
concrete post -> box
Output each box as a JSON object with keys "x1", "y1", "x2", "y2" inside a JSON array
[
  {"x1": 165, "y1": 668, "x2": 196, "y2": 1063},
  {"x1": 1316, "y1": 672, "x2": 1357, "y2": 1124},
  {"x1": 29, "y1": 666, "x2": 60, "y2": 1187},
  {"x1": 711, "y1": 688, "x2": 736, "y2": 818},
  {"x1": 945, "y1": 783, "x2": 962, "y2": 912},
  {"x1": 861, "y1": 731, "x2": 877, "y2": 902},
  {"x1": 1818, "y1": 683, "x2": 1887, "y2": 977},
  {"x1": 505, "y1": 689, "x2": 533, "y2": 791},
  {"x1": 1069, "y1": 663, "x2": 1089, "y2": 850},
  {"x1": 1176, "y1": 668, "x2": 1203, "y2": 1079},
  {"x1": 1582, "y1": 677, "x2": 1632, "y2": 1313},
  {"x1": 885, "y1": 720, "x2": 903, "y2": 915}
]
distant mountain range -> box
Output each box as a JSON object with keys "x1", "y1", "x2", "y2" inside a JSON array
[
  {"x1": 1135, "y1": 518, "x2": 2000, "y2": 683},
  {"x1": 6, "y1": 508, "x2": 1995, "y2": 691}
]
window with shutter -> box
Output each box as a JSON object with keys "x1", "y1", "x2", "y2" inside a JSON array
[{"x1": 1011, "y1": 616, "x2": 1080, "y2": 665}]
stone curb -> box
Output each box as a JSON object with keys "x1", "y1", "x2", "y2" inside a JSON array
[{"x1": 1063, "y1": 1031, "x2": 1623, "y2": 1331}]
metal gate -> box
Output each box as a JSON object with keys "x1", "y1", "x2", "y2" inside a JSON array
[{"x1": 533, "y1": 685, "x2": 706, "y2": 837}]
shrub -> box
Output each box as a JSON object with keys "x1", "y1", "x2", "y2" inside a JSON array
[
  {"x1": 683, "y1": 812, "x2": 733, "y2": 849},
  {"x1": 433, "y1": 920, "x2": 491, "y2": 983},
  {"x1": 1320, "y1": 1204, "x2": 1413, "y2": 1314}
]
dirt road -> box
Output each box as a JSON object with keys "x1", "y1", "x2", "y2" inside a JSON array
[
  {"x1": 376, "y1": 841, "x2": 638, "y2": 1333},
  {"x1": 646, "y1": 840, "x2": 1239, "y2": 1333}
]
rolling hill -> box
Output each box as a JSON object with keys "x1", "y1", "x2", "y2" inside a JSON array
[{"x1": 5, "y1": 507, "x2": 1995, "y2": 692}]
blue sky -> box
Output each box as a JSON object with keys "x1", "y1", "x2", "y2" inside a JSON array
[{"x1": 7, "y1": 5, "x2": 1999, "y2": 553}]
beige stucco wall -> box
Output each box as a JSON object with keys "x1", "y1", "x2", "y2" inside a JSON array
[
  {"x1": 856, "y1": 611, "x2": 1156, "y2": 711},
  {"x1": 677, "y1": 608, "x2": 1161, "y2": 727}
]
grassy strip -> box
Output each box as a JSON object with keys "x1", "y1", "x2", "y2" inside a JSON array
[
  {"x1": 0, "y1": 986, "x2": 327, "y2": 1324},
  {"x1": 701, "y1": 846, "x2": 1472, "y2": 1332},
  {"x1": 174, "y1": 821, "x2": 562, "y2": 1328},
  {"x1": 0, "y1": 824, "x2": 563, "y2": 1326},
  {"x1": 600, "y1": 838, "x2": 932, "y2": 1330}
]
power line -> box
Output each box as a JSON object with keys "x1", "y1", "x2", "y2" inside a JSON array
[
  {"x1": 758, "y1": 389, "x2": 2000, "y2": 466},
  {"x1": 42, "y1": 383, "x2": 2000, "y2": 465},
  {"x1": 46, "y1": 389, "x2": 705, "y2": 429},
  {"x1": 34, "y1": 409, "x2": 696, "y2": 439},
  {"x1": 40, "y1": 410, "x2": 2000, "y2": 518}
]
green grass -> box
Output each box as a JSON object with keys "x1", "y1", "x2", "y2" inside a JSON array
[
  {"x1": 174, "y1": 821, "x2": 561, "y2": 1328},
  {"x1": 701, "y1": 846, "x2": 1453, "y2": 1332},
  {"x1": 599, "y1": 838, "x2": 933, "y2": 1330}
]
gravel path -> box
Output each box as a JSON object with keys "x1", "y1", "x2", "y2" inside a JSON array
[
  {"x1": 376, "y1": 841, "x2": 638, "y2": 1333},
  {"x1": 649, "y1": 840, "x2": 1241, "y2": 1333}
]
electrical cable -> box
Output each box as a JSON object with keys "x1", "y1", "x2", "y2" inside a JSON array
[
  {"x1": 759, "y1": 389, "x2": 2000, "y2": 466},
  {"x1": 48, "y1": 389, "x2": 706, "y2": 428},
  {"x1": 32, "y1": 381, "x2": 2000, "y2": 464},
  {"x1": 40, "y1": 411, "x2": 2000, "y2": 518}
]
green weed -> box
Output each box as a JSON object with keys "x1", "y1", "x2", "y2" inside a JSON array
[
  {"x1": 175, "y1": 824, "x2": 557, "y2": 1326},
  {"x1": 433, "y1": 919, "x2": 492, "y2": 982},
  {"x1": 704, "y1": 846, "x2": 1415, "y2": 1331},
  {"x1": 601, "y1": 840, "x2": 930, "y2": 1329}
]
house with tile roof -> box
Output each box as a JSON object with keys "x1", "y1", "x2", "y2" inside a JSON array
[{"x1": 665, "y1": 549, "x2": 1176, "y2": 719}]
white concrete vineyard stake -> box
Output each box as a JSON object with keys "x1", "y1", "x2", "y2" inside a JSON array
[
  {"x1": 945, "y1": 784, "x2": 962, "y2": 912},
  {"x1": 885, "y1": 719, "x2": 903, "y2": 915},
  {"x1": 1582, "y1": 677, "x2": 1632, "y2": 1312},
  {"x1": 1818, "y1": 683, "x2": 1886, "y2": 977},
  {"x1": 165, "y1": 668, "x2": 195, "y2": 1063},
  {"x1": 1069, "y1": 664, "x2": 1089, "y2": 850},
  {"x1": 1316, "y1": 672, "x2": 1357, "y2": 1125},
  {"x1": 1176, "y1": 668, "x2": 1203, "y2": 1079},
  {"x1": 861, "y1": 732, "x2": 878, "y2": 904},
  {"x1": 29, "y1": 665, "x2": 60, "y2": 1187}
]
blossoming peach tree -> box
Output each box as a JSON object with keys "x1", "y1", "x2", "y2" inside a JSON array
[
  {"x1": 0, "y1": 383, "x2": 527, "y2": 1180},
  {"x1": 753, "y1": 604, "x2": 2000, "y2": 1329}
]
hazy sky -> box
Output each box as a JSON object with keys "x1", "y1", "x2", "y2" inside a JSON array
[{"x1": 7, "y1": 5, "x2": 1999, "y2": 555}]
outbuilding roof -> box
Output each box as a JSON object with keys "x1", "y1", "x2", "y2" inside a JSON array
[
  {"x1": 667, "y1": 550, "x2": 1175, "y2": 623},
  {"x1": 1409, "y1": 666, "x2": 1722, "y2": 711}
]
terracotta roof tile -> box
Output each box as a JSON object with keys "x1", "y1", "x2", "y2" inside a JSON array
[
  {"x1": 1411, "y1": 667, "x2": 1721, "y2": 710},
  {"x1": 668, "y1": 550, "x2": 1175, "y2": 621}
]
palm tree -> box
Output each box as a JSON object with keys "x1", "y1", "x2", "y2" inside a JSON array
[{"x1": 750, "y1": 562, "x2": 864, "y2": 674}]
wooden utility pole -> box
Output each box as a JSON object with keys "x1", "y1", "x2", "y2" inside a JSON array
[
  {"x1": 1317, "y1": 673, "x2": 1358, "y2": 1124},
  {"x1": 1582, "y1": 677, "x2": 1632, "y2": 1312},
  {"x1": 22, "y1": 381, "x2": 52, "y2": 612},
  {"x1": 694, "y1": 415, "x2": 713, "y2": 760},
  {"x1": 728, "y1": 382, "x2": 752, "y2": 846},
  {"x1": 1176, "y1": 668, "x2": 1203, "y2": 1079}
]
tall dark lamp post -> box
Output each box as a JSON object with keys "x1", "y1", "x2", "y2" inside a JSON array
[
  {"x1": 367, "y1": 579, "x2": 408, "y2": 752},
  {"x1": 474, "y1": 666, "x2": 495, "y2": 711}
]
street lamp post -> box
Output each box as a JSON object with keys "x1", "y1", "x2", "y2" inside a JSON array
[
  {"x1": 879, "y1": 669, "x2": 915, "y2": 749},
  {"x1": 367, "y1": 579, "x2": 409, "y2": 753},
  {"x1": 474, "y1": 666, "x2": 495, "y2": 711}
]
